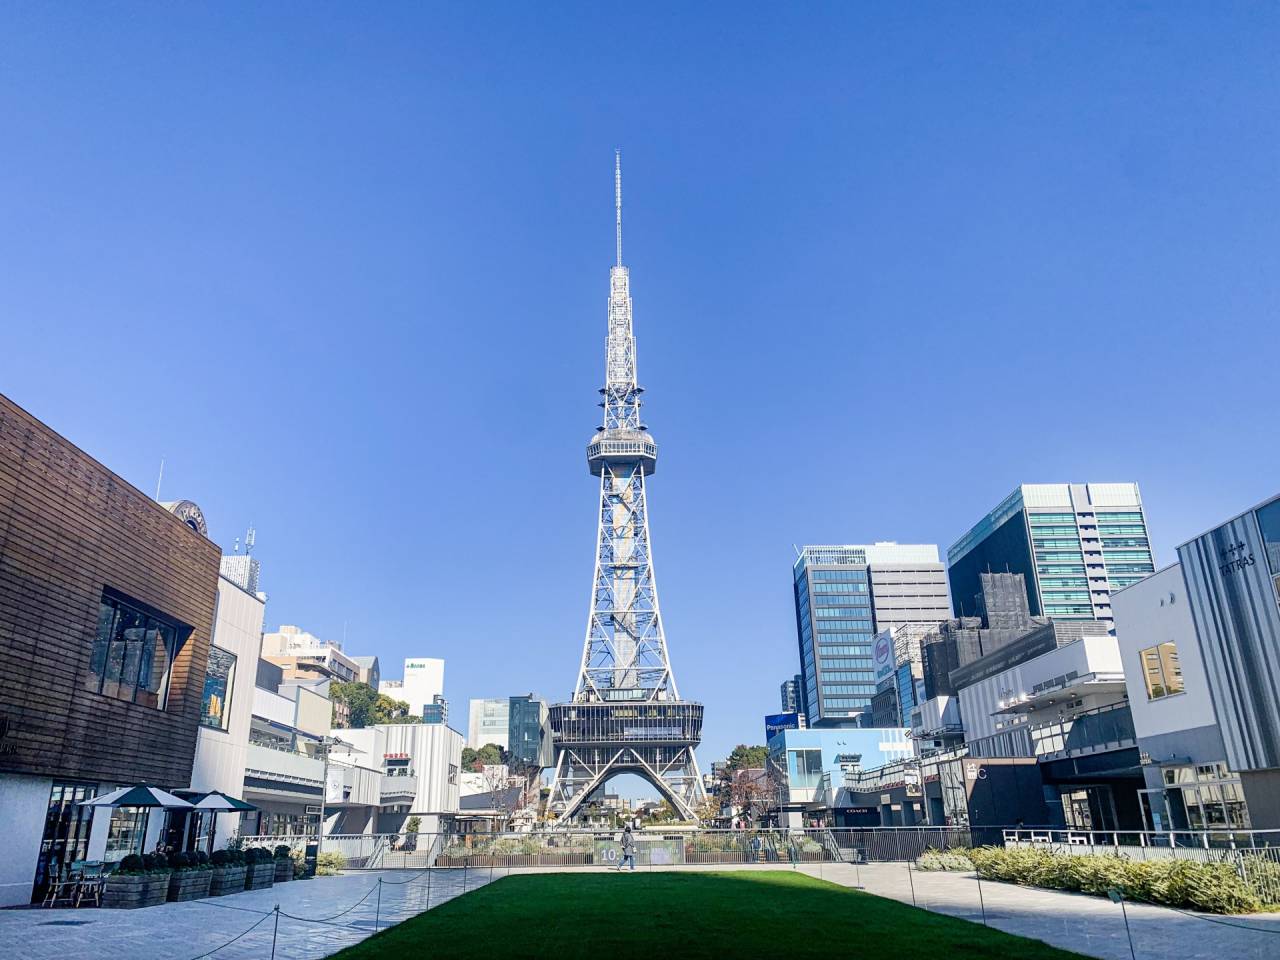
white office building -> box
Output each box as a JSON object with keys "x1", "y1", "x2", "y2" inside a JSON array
[
  {"x1": 336, "y1": 723, "x2": 463, "y2": 834},
  {"x1": 1112, "y1": 563, "x2": 1248, "y2": 831},
  {"x1": 379, "y1": 657, "x2": 445, "y2": 719},
  {"x1": 185, "y1": 572, "x2": 268, "y2": 847},
  {"x1": 467, "y1": 698, "x2": 511, "y2": 750}
]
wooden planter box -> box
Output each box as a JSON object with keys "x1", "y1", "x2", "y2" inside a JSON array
[
  {"x1": 209, "y1": 866, "x2": 247, "y2": 897},
  {"x1": 168, "y1": 870, "x2": 213, "y2": 902},
  {"x1": 274, "y1": 860, "x2": 295, "y2": 883},
  {"x1": 102, "y1": 874, "x2": 149, "y2": 909},
  {"x1": 244, "y1": 863, "x2": 276, "y2": 890},
  {"x1": 142, "y1": 872, "x2": 172, "y2": 907}
]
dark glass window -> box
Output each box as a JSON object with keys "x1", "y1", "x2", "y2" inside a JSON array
[
  {"x1": 201, "y1": 647, "x2": 237, "y2": 729},
  {"x1": 86, "y1": 591, "x2": 189, "y2": 710},
  {"x1": 1256, "y1": 498, "x2": 1280, "y2": 607}
]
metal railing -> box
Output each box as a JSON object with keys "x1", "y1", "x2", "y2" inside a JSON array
[
  {"x1": 1001, "y1": 827, "x2": 1280, "y2": 851},
  {"x1": 237, "y1": 827, "x2": 982, "y2": 869}
]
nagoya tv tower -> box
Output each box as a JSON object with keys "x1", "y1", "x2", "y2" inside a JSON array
[{"x1": 547, "y1": 153, "x2": 706, "y2": 823}]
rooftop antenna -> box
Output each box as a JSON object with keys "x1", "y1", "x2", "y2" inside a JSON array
[
  {"x1": 232, "y1": 537, "x2": 241, "y2": 554},
  {"x1": 614, "y1": 149, "x2": 623, "y2": 267},
  {"x1": 245, "y1": 524, "x2": 256, "y2": 555},
  {"x1": 154, "y1": 457, "x2": 165, "y2": 501}
]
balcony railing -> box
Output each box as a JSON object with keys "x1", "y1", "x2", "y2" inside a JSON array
[{"x1": 1029, "y1": 702, "x2": 1135, "y2": 761}]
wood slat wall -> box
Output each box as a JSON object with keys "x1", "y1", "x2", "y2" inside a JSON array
[{"x1": 0, "y1": 393, "x2": 221, "y2": 789}]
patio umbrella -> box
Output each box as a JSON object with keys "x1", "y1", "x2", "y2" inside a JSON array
[
  {"x1": 79, "y1": 785, "x2": 194, "y2": 809},
  {"x1": 175, "y1": 791, "x2": 257, "y2": 853},
  {"x1": 79, "y1": 786, "x2": 194, "y2": 860}
]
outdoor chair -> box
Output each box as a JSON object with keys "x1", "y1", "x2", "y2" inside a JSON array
[
  {"x1": 41, "y1": 861, "x2": 84, "y2": 908},
  {"x1": 75, "y1": 862, "x2": 105, "y2": 907}
]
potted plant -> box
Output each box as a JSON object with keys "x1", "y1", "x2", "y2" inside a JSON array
[
  {"x1": 102, "y1": 855, "x2": 149, "y2": 909},
  {"x1": 208, "y1": 849, "x2": 247, "y2": 897},
  {"x1": 167, "y1": 852, "x2": 213, "y2": 902},
  {"x1": 244, "y1": 846, "x2": 276, "y2": 890},
  {"x1": 273, "y1": 845, "x2": 295, "y2": 883}
]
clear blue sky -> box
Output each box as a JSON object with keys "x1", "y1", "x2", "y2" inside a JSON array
[{"x1": 2, "y1": 5, "x2": 1277, "y2": 774}]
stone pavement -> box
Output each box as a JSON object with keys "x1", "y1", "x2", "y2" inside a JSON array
[
  {"x1": 794, "y1": 861, "x2": 1280, "y2": 960},
  {"x1": 4, "y1": 861, "x2": 1280, "y2": 960},
  {"x1": 0, "y1": 867, "x2": 493, "y2": 960}
]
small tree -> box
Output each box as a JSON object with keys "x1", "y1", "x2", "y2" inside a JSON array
[
  {"x1": 724, "y1": 744, "x2": 769, "y2": 772},
  {"x1": 726, "y1": 768, "x2": 777, "y2": 825},
  {"x1": 330, "y1": 682, "x2": 421, "y2": 728},
  {"x1": 463, "y1": 742, "x2": 505, "y2": 772}
]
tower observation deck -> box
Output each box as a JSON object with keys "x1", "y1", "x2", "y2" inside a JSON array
[{"x1": 546, "y1": 153, "x2": 706, "y2": 824}]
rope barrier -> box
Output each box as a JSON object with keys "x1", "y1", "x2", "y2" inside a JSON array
[
  {"x1": 182, "y1": 864, "x2": 498, "y2": 957},
  {"x1": 186, "y1": 908, "x2": 274, "y2": 960},
  {"x1": 277, "y1": 881, "x2": 380, "y2": 923},
  {"x1": 957, "y1": 871, "x2": 1280, "y2": 938},
  {"x1": 1163, "y1": 904, "x2": 1280, "y2": 934},
  {"x1": 378, "y1": 868, "x2": 432, "y2": 885}
]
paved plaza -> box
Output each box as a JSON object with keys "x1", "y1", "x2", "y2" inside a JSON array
[
  {"x1": 0, "y1": 868, "x2": 491, "y2": 960},
  {"x1": 3, "y1": 863, "x2": 1280, "y2": 960},
  {"x1": 803, "y1": 861, "x2": 1280, "y2": 960}
]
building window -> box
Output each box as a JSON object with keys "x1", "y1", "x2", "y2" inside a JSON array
[
  {"x1": 787, "y1": 748, "x2": 824, "y2": 788},
  {"x1": 1256, "y1": 498, "x2": 1280, "y2": 607},
  {"x1": 201, "y1": 647, "x2": 237, "y2": 730},
  {"x1": 87, "y1": 592, "x2": 190, "y2": 709},
  {"x1": 1139, "y1": 641, "x2": 1184, "y2": 700},
  {"x1": 104, "y1": 807, "x2": 147, "y2": 862}
]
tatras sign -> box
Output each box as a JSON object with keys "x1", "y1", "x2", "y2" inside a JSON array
[{"x1": 1218, "y1": 540, "x2": 1256, "y2": 576}]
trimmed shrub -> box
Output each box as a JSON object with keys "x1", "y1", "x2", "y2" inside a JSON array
[
  {"x1": 275, "y1": 844, "x2": 293, "y2": 860},
  {"x1": 117, "y1": 854, "x2": 146, "y2": 875},
  {"x1": 167, "y1": 852, "x2": 192, "y2": 871},
  {"x1": 210, "y1": 850, "x2": 229, "y2": 867},
  {"x1": 915, "y1": 847, "x2": 974, "y2": 872},
  {"x1": 194, "y1": 850, "x2": 211, "y2": 867},
  {"x1": 316, "y1": 851, "x2": 346, "y2": 876},
  {"x1": 968, "y1": 847, "x2": 1262, "y2": 914},
  {"x1": 142, "y1": 853, "x2": 166, "y2": 872}
]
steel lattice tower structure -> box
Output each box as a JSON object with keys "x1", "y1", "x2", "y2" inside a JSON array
[{"x1": 547, "y1": 153, "x2": 706, "y2": 824}]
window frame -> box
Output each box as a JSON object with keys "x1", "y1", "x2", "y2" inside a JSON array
[
  {"x1": 200, "y1": 645, "x2": 238, "y2": 731},
  {"x1": 87, "y1": 590, "x2": 192, "y2": 711},
  {"x1": 1139, "y1": 640, "x2": 1185, "y2": 701}
]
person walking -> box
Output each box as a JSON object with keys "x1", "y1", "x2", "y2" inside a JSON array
[{"x1": 617, "y1": 825, "x2": 637, "y2": 872}]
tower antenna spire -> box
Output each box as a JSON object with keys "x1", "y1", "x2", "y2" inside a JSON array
[{"x1": 614, "y1": 149, "x2": 623, "y2": 266}]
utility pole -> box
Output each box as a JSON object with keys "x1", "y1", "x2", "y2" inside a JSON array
[{"x1": 316, "y1": 735, "x2": 342, "y2": 855}]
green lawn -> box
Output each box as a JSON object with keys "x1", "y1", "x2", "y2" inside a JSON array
[{"x1": 332, "y1": 871, "x2": 1087, "y2": 960}]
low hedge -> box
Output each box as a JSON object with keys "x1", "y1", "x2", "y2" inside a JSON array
[
  {"x1": 914, "y1": 847, "x2": 974, "y2": 872},
  {"x1": 968, "y1": 846, "x2": 1262, "y2": 914},
  {"x1": 316, "y1": 851, "x2": 346, "y2": 876}
]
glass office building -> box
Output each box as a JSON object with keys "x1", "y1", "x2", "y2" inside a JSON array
[
  {"x1": 793, "y1": 544, "x2": 948, "y2": 726},
  {"x1": 948, "y1": 483, "x2": 1154, "y2": 630},
  {"x1": 508, "y1": 694, "x2": 552, "y2": 767}
]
